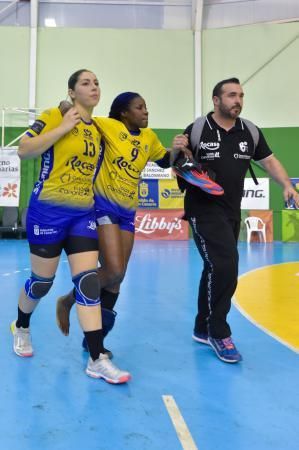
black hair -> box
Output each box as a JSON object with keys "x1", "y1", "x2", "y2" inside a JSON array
[
  {"x1": 212, "y1": 78, "x2": 240, "y2": 98},
  {"x1": 109, "y1": 92, "x2": 141, "y2": 120},
  {"x1": 68, "y1": 69, "x2": 91, "y2": 90}
]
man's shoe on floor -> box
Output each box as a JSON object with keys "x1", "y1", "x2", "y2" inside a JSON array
[
  {"x1": 10, "y1": 320, "x2": 33, "y2": 357},
  {"x1": 208, "y1": 336, "x2": 242, "y2": 363},
  {"x1": 192, "y1": 331, "x2": 209, "y2": 345},
  {"x1": 86, "y1": 354, "x2": 131, "y2": 384}
]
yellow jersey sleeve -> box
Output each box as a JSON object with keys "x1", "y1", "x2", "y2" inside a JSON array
[{"x1": 27, "y1": 107, "x2": 62, "y2": 137}]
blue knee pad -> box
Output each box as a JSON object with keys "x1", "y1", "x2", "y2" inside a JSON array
[
  {"x1": 24, "y1": 272, "x2": 55, "y2": 300},
  {"x1": 72, "y1": 270, "x2": 100, "y2": 306}
]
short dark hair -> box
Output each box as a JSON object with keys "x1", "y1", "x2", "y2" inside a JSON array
[
  {"x1": 212, "y1": 77, "x2": 240, "y2": 98},
  {"x1": 68, "y1": 69, "x2": 91, "y2": 90},
  {"x1": 109, "y1": 92, "x2": 141, "y2": 121}
]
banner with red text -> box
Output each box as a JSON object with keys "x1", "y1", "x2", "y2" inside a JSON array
[{"x1": 135, "y1": 209, "x2": 189, "y2": 240}]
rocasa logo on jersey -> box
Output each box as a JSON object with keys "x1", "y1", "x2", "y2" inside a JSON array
[
  {"x1": 113, "y1": 156, "x2": 139, "y2": 179},
  {"x1": 135, "y1": 213, "x2": 182, "y2": 235},
  {"x1": 200, "y1": 142, "x2": 220, "y2": 151},
  {"x1": 65, "y1": 156, "x2": 95, "y2": 176}
]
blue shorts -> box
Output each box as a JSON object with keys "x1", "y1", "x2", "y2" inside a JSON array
[
  {"x1": 95, "y1": 208, "x2": 135, "y2": 233},
  {"x1": 26, "y1": 207, "x2": 98, "y2": 245}
]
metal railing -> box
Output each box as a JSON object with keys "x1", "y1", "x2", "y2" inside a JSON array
[{"x1": 0, "y1": 107, "x2": 40, "y2": 149}]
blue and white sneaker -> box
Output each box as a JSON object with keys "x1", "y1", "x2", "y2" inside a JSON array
[
  {"x1": 192, "y1": 331, "x2": 209, "y2": 345},
  {"x1": 208, "y1": 336, "x2": 242, "y2": 363}
]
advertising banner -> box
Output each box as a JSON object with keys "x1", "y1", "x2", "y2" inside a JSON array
[
  {"x1": 138, "y1": 179, "x2": 159, "y2": 209},
  {"x1": 282, "y1": 210, "x2": 299, "y2": 242},
  {"x1": 135, "y1": 209, "x2": 189, "y2": 240},
  {"x1": 158, "y1": 178, "x2": 184, "y2": 209},
  {"x1": 0, "y1": 148, "x2": 20, "y2": 206},
  {"x1": 282, "y1": 178, "x2": 299, "y2": 242},
  {"x1": 141, "y1": 161, "x2": 173, "y2": 179},
  {"x1": 241, "y1": 178, "x2": 269, "y2": 210}
]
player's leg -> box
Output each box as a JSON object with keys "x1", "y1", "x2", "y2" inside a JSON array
[
  {"x1": 11, "y1": 211, "x2": 64, "y2": 357},
  {"x1": 11, "y1": 248, "x2": 61, "y2": 357},
  {"x1": 56, "y1": 212, "x2": 134, "y2": 341},
  {"x1": 87, "y1": 223, "x2": 134, "y2": 350},
  {"x1": 66, "y1": 233, "x2": 130, "y2": 384},
  {"x1": 55, "y1": 223, "x2": 125, "y2": 336}
]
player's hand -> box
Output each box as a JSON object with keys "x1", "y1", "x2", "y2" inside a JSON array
[
  {"x1": 58, "y1": 100, "x2": 73, "y2": 116},
  {"x1": 172, "y1": 133, "x2": 189, "y2": 150},
  {"x1": 60, "y1": 107, "x2": 81, "y2": 134},
  {"x1": 172, "y1": 134, "x2": 193, "y2": 160}
]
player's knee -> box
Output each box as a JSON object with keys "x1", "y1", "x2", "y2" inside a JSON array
[
  {"x1": 107, "y1": 264, "x2": 125, "y2": 285},
  {"x1": 72, "y1": 270, "x2": 100, "y2": 306},
  {"x1": 24, "y1": 272, "x2": 55, "y2": 300}
]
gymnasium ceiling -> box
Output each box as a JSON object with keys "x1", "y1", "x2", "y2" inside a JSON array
[{"x1": 0, "y1": 0, "x2": 299, "y2": 29}]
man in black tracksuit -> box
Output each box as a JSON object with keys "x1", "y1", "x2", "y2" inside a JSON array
[{"x1": 174, "y1": 77, "x2": 299, "y2": 363}]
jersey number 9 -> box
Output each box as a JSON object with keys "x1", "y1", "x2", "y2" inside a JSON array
[{"x1": 131, "y1": 148, "x2": 139, "y2": 162}]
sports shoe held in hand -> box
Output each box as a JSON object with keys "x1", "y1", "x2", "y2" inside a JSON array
[{"x1": 173, "y1": 156, "x2": 224, "y2": 196}]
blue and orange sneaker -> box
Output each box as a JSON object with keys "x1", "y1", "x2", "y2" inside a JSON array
[
  {"x1": 172, "y1": 156, "x2": 224, "y2": 196},
  {"x1": 192, "y1": 331, "x2": 209, "y2": 345},
  {"x1": 208, "y1": 336, "x2": 242, "y2": 363}
]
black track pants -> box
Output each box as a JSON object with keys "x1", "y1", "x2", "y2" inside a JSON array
[{"x1": 189, "y1": 213, "x2": 240, "y2": 339}]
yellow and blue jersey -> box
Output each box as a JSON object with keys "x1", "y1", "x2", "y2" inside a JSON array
[
  {"x1": 93, "y1": 117, "x2": 167, "y2": 216},
  {"x1": 27, "y1": 108, "x2": 103, "y2": 219}
]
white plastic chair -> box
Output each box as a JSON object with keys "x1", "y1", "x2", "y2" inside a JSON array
[{"x1": 244, "y1": 216, "x2": 266, "y2": 243}]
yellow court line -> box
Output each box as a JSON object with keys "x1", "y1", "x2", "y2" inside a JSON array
[
  {"x1": 233, "y1": 262, "x2": 299, "y2": 353},
  {"x1": 162, "y1": 395, "x2": 198, "y2": 450}
]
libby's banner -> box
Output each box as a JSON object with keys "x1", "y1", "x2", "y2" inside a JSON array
[
  {"x1": 0, "y1": 148, "x2": 20, "y2": 206},
  {"x1": 135, "y1": 209, "x2": 189, "y2": 240},
  {"x1": 241, "y1": 178, "x2": 269, "y2": 210}
]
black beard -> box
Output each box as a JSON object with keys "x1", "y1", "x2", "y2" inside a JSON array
[{"x1": 219, "y1": 105, "x2": 241, "y2": 119}]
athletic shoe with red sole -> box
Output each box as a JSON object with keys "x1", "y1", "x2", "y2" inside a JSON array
[
  {"x1": 86, "y1": 354, "x2": 131, "y2": 384},
  {"x1": 173, "y1": 156, "x2": 224, "y2": 196}
]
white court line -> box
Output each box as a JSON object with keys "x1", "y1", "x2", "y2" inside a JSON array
[
  {"x1": 162, "y1": 395, "x2": 198, "y2": 450},
  {"x1": 0, "y1": 259, "x2": 68, "y2": 278}
]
